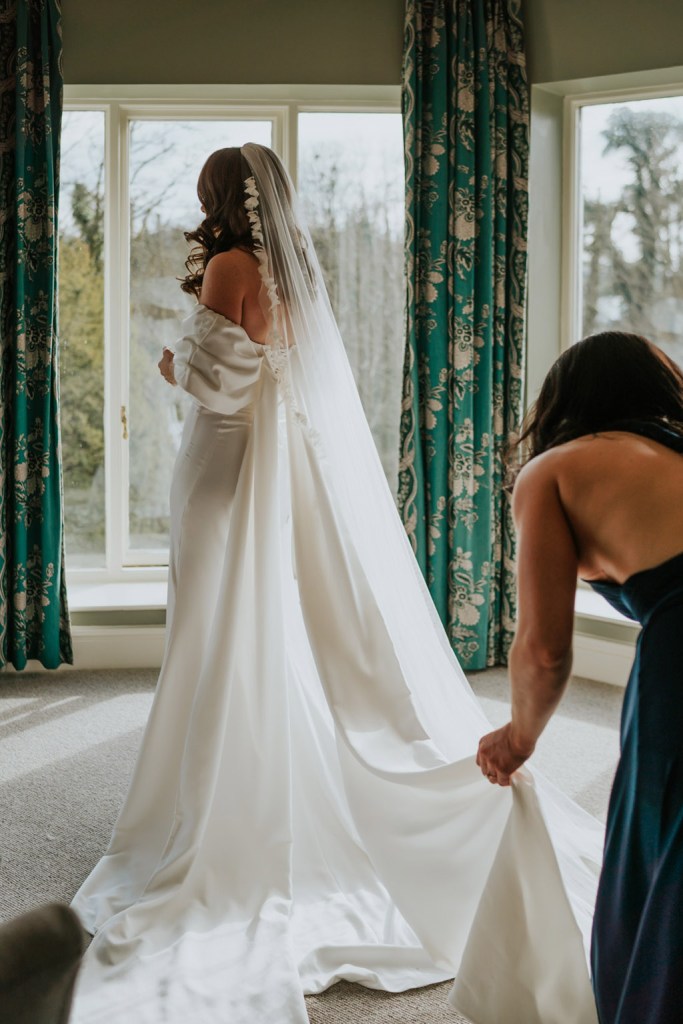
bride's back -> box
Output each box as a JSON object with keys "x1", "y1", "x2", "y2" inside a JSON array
[{"x1": 199, "y1": 247, "x2": 269, "y2": 344}]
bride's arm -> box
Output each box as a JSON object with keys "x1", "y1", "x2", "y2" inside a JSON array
[
  {"x1": 476, "y1": 455, "x2": 578, "y2": 785},
  {"x1": 157, "y1": 255, "x2": 246, "y2": 388}
]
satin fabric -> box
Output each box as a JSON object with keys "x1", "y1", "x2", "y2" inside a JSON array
[{"x1": 70, "y1": 306, "x2": 602, "y2": 1023}]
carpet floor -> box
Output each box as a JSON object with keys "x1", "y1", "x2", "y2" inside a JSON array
[{"x1": 0, "y1": 666, "x2": 623, "y2": 1022}]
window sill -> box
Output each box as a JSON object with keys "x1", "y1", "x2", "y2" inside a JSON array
[
  {"x1": 574, "y1": 587, "x2": 632, "y2": 624},
  {"x1": 69, "y1": 579, "x2": 167, "y2": 612},
  {"x1": 574, "y1": 587, "x2": 639, "y2": 646},
  {"x1": 67, "y1": 577, "x2": 639, "y2": 635},
  {"x1": 68, "y1": 579, "x2": 168, "y2": 627}
]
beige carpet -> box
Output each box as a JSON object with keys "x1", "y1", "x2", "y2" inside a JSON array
[
  {"x1": 0, "y1": 666, "x2": 622, "y2": 1021},
  {"x1": 307, "y1": 980, "x2": 459, "y2": 1022}
]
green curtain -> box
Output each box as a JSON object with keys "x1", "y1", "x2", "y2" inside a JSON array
[
  {"x1": 0, "y1": 0, "x2": 72, "y2": 669},
  {"x1": 399, "y1": 0, "x2": 528, "y2": 670}
]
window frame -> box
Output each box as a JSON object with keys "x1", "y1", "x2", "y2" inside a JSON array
[
  {"x1": 526, "y1": 69, "x2": 683, "y2": 608},
  {"x1": 62, "y1": 85, "x2": 402, "y2": 588},
  {"x1": 562, "y1": 80, "x2": 683, "y2": 355}
]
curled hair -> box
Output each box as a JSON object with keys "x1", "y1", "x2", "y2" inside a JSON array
[
  {"x1": 507, "y1": 331, "x2": 683, "y2": 487},
  {"x1": 180, "y1": 143, "x2": 315, "y2": 304},
  {"x1": 180, "y1": 147, "x2": 254, "y2": 298}
]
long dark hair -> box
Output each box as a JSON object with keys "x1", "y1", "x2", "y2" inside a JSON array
[
  {"x1": 180, "y1": 147, "x2": 254, "y2": 298},
  {"x1": 180, "y1": 144, "x2": 315, "y2": 303},
  {"x1": 508, "y1": 331, "x2": 683, "y2": 485}
]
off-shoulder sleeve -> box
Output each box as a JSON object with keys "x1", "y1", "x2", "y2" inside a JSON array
[{"x1": 171, "y1": 305, "x2": 264, "y2": 415}]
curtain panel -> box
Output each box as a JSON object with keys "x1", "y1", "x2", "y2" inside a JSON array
[
  {"x1": 399, "y1": 0, "x2": 529, "y2": 669},
  {"x1": 0, "y1": 0, "x2": 72, "y2": 669}
]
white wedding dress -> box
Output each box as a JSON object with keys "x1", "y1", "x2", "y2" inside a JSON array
[
  {"x1": 70, "y1": 303, "x2": 602, "y2": 1024},
  {"x1": 71, "y1": 142, "x2": 603, "y2": 1023}
]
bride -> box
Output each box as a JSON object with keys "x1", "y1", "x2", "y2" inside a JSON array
[{"x1": 69, "y1": 143, "x2": 603, "y2": 1024}]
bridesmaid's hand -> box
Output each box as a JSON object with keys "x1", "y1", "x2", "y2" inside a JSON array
[
  {"x1": 158, "y1": 348, "x2": 176, "y2": 386},
  {"x1": 476, "y1": 723, "x2": 534, "y2": 786}
]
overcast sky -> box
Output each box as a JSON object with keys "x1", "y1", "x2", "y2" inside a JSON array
[
  {"x1": 59, "y1": 111, "x2": 403, "y2": 236},
  {"x1": 61, "y1": 97, "x2": 683, "y2": 258},
  {"x1": 580, "y1": 94, "x2": 683, "y2": 202}
]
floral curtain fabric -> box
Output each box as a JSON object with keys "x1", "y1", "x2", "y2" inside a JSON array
[
  {"x1": 399, "y1": 0, "x2": 529, "y2": 669},
  {"x1": 0, "y1": 0, "x2": 72, "y2": 669}
]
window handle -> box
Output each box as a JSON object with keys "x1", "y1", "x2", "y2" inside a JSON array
[{"x1": 120, "y1": 405, "x2": 129, "y2": 441}]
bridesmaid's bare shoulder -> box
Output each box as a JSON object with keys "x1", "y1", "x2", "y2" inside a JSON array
[{"x1": 511, "y1": 436, "x2": 619, "y2": 516}]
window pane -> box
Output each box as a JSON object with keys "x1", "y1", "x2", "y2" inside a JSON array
[
  {"x1": 127, "y1": 120, "x2": 272, "y2": 556},
  {"x1": 580, "y1": 97, "x2": 683, "y2": 367},
  {"x1": 58, "y1": 110, "x2": 106, "y2": 568},
  {"x1": 297, "y1": 112, "x2": 404, "y2": 493}
]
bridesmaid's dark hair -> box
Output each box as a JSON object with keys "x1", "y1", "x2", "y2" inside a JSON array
[
  {"x1": 508, "y1": 331, "x2": 683, "y2": 486},
  {"x1": 180, "y1": 147, "x2": 254, "y2": 298}
]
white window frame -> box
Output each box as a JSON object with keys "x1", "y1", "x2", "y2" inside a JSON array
[
  {"x1": 527, "y1": 66, "x2": 683, "y2": 404},
  {"x1": 62, "y1": 85, "x2": 402, "y2": 589},
  {"x1": 561, "y1": 81, "x2": 683, "y2": 355},
  {"x1": 528, "y1": 67, "x2": 683, "y2": 625}
]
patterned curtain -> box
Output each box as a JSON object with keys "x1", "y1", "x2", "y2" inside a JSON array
[
  {"x1": 0, "y1": 0, "x2": 72, "y2": 669},
  {"x1": 399, "y1": 0, "x2": 528, "y2": 670}
]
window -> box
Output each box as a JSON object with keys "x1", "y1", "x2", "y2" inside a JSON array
[
  {"x1": 527, "y1": 77, "x2": 683, "y2": 638},
  {"x1": 127, "y1": 118, "x2": 272, "y2": 555},
  {"x1": 59, "y1": 90, "x2": 403, "y2": 581},
  {"x1": 577, "y1": 93, "x2": 683, "y2": 367},
  {"x1": 297, "y1": 112, "x2": 404, "y2": 489},
  {"x1": 59, "y1": 110, "x2": 106, "y2": 568}
]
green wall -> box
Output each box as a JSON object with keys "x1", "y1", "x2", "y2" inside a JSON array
[
  {"x1": 525, "y1": 0, "x2": 683, "y2": 83},
  {"x1": 62, "y1": 0, "x2": 405, "y2": 85}
]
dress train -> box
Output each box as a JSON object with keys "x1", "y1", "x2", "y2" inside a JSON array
[{"x1": 69, "y1": 308, "x2": 602, "y2": 1024}]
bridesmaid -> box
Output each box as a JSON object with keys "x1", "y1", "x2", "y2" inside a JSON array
[{"x1": 476, "y1": 331, "x2": 683, "y2": 1024}]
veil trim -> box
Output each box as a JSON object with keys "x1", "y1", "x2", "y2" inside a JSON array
[{"x1": 243, "y1": 174, "x2": 283, "y2": 351}]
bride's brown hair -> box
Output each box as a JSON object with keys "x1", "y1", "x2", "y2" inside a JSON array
[{"x1": 180, "y1": 147, "x2": 255, "y2": 298}]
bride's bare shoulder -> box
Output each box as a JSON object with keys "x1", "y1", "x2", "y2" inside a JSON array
[
  {"x1": 201, "y1": 248, "x2": 263, "y2": 311},
  {"x1": 205, "y1": 247, "x2": 259, "y2": 281}
]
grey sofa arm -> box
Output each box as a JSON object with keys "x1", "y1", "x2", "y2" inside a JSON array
[{"x1": 0, "y1": 903, "x2": 89, "y2": 1024}]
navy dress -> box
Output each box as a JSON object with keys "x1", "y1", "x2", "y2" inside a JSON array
[{"x1": 587, "y1": 423, "x2": 683, "y2": 1024}]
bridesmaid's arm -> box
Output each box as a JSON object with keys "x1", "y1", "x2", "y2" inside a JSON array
[
  {"x1": 508, "y1": 457, "x2": 579, "y2": 748},
  {"x1": 476, "y1": 455, "x2": 578, "y2": 785}
]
